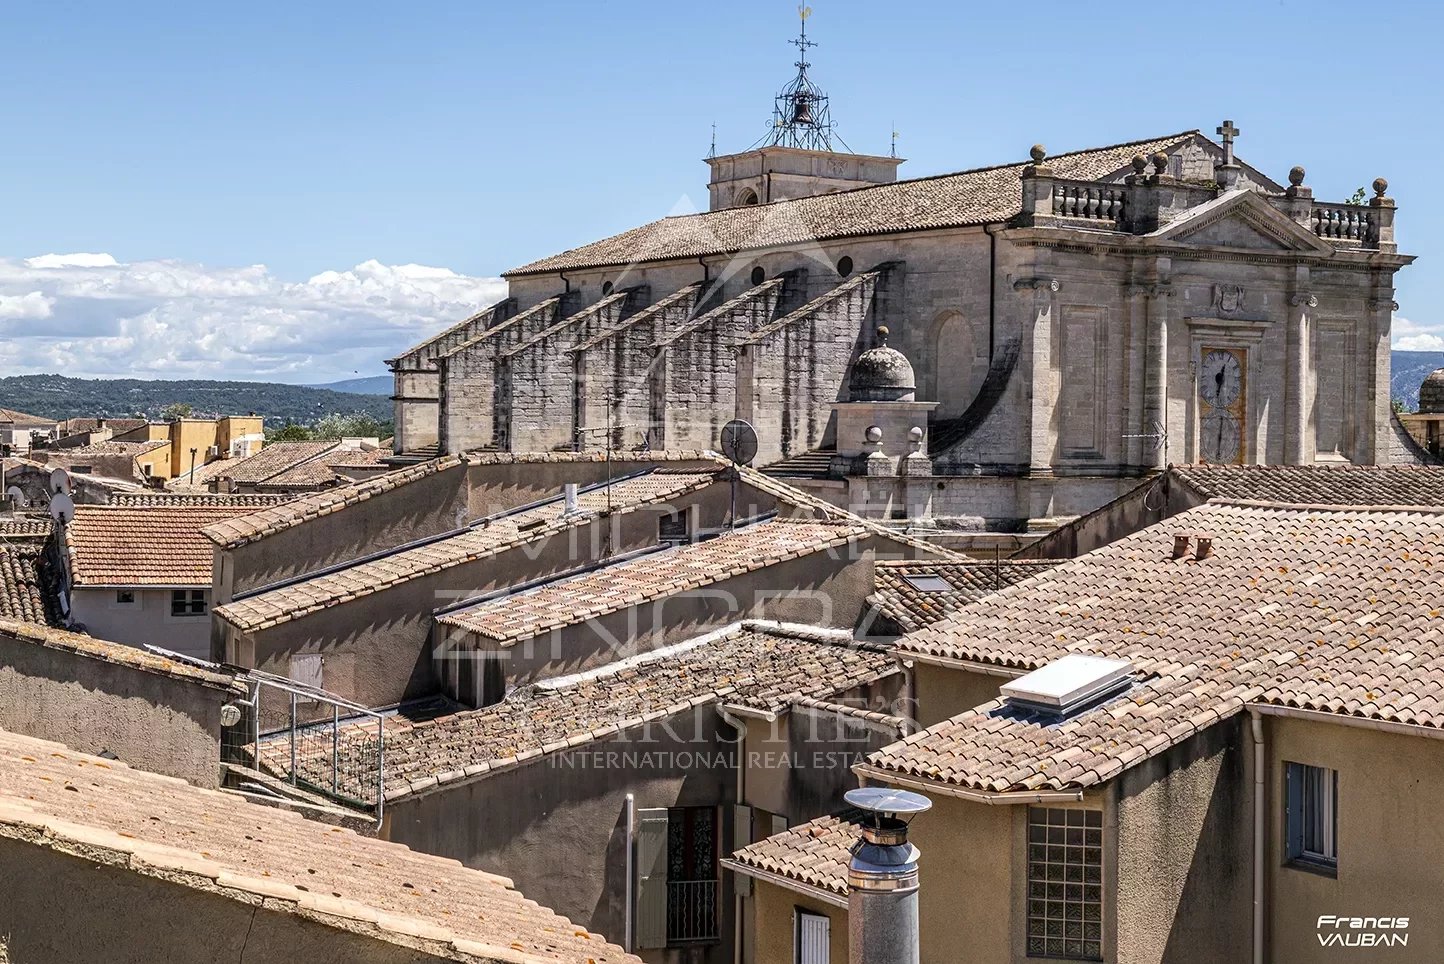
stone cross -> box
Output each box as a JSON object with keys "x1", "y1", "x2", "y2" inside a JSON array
[{"x1": 1216, "y1": 119, "x2": 1240, "y2": 166}]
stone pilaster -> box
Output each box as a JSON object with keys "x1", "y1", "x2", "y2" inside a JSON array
[
  {"x1": 1014, "y1": 276, "x2": 1062, "y2": 475},
  {"x1": 1285, "y1": 270, "x2": 1316, "y2": 465},
  {"x1": 1362, "y1": 280, "x2": 1398, "y2": 464},
  {"x1": 1140, "y1": 265, "x2": 1173, "y2": 469}
]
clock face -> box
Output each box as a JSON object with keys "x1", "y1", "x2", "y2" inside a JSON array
[
  {"x1": 1200, "y1": 411, "x2": 1243, "y2": 463},
  {"x1": 1199, "y1": 349, "x2": 1243, "y2": 408}
]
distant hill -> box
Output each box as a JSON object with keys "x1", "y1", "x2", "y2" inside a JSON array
[
  {"x1": 1393, "y1": 350, "x2": 1444, "y2": 411},
  {"x1": 309, "y1": 375, "x2": 392, "y2": 395},
  {"x1": 0, "y1": 374, "x2": 391, "y2": 424}
]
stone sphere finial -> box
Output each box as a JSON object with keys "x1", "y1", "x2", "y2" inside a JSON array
[
  {"x1": 908, "y1": 426, "x2": 924, "y2": 442},
  {"x1": 1131, "y1": 154, "x2": 1148, "y2": 174},
  {"x1": 865, "y1": 425, "x2": 883, "y2": 444},
  {"x1": 1151, "y1": 152, "x2": 1169, "y2": 175},
  {"x1": 1373, "y1": 177, "x2": 1389, "y2": 198},
  {"x1": 1288, "y1": 165, "x2": 1306, "y2": 187},
  {"x1": 876, "y1": 325, "x2": 890, "y2": 346},
  {"x1": 1030, "y1": 144, "x2": 1047, "y2": 164}
]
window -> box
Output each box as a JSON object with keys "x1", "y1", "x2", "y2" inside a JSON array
[
  {"x1": 750, "y1": 266, "x2": 766, "y2": 286},
  {"x1": 601, "y1": 280, "x2": 614, "y2": 295},
  {"x1": 659, "y1": 509, "x2": 691, "y2": 546},
  {"x1": 115, "y1": 590, "x2": 136, "y2": 605},
  {"x1": 795, "y1": 909, "x2": 830, "y2": 964},
  {"x1": 1286, "y1": 762, "x2": 1338, "y2": 872},
  {"x1": 835, "y1": 256, "x2": 853, "y2": 278},
  {"x1": 636, "y1": 806, "x2": 719, "y2": 948},
  {"x1": 170, "y1": 589, "x2": 207, "y2": 617},
  {"x1": 901, "y1": 573, "x2": 952, "y2": 592},
  {"x1": 1026, "y1": 807, "x2": 1103, "y2": 961}
]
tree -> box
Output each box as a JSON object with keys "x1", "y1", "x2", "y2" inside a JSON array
[
  {"x1": 161, "y1": 402, "x2": 194, "y2": 420},
  {"x1": 1344, "y1": 186, "x2": 1367, "y2": 206},
  {"x1": 266, "y1": 421, "x2": 316, "y2": 442},
  {"x1": 311, "y1": 412, "x2": 391, "y2": 440}
]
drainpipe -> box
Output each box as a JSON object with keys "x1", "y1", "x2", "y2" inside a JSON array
[
  {"x1": 624, "y1": 792, "x2": 635, "y2": 952},
  {"x1": 984, "y1": 224, "x2": 999, "y2": 360},
  {"x1": 845, "y1": 787, "x2": 931, "y2": 964},
  {"x1": 1250, "y1": 709, "x2": 1265, "y2": 964},
  {"x1": 717, "y1": 706, "x2": 748, "y2": 964}
]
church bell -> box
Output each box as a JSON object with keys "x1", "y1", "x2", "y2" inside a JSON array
[{"x1": 791, "y1": 94, "x2": 815, "y2": 126}]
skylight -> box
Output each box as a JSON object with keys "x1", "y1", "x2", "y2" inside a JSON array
[
  {"x1": 901, "y1": 573, "x2": 952, "y2": 593},
  {"x1": 1000, "y1": 654, "x2": 1133, "y2": 717}
]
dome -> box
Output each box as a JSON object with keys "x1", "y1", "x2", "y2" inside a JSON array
[
  {"x1": 849, "y1": 327, "x2": 916, "y2": 402},
  {"x1": 1421, "y1": 368, "x2": 1444, "y2": 415}
]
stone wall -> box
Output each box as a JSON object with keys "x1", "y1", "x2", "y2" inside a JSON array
[{"x1": 0, "y1": 623, "x2": 240, "y2": 786}]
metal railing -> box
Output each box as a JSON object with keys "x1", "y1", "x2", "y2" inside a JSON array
[
  {"x1": 667, "y1": 879, "x2": 720, "y2": 944},
  {"x1": 243, "y1": 671, "x2": 387, "y2": 822}
]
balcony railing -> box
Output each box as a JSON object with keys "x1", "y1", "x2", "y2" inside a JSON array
[
  {"x1": 1311, "y1": 202, "x2": 1376, "y2": 243},
  {"x1": 667, "y1": 879, "x2": 720, "y2": 944},
  {"x1": 1050, "y1": 180, "x2": 1127, "y2": 226}
]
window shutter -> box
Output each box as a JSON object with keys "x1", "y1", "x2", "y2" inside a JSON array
[
  {"x1": 1284, "y1": 762, "x2": 1302, "y2": 860},
  {"x1": 636, "y1": 808, "x2": 670, "y2": 949},
  {"x1": 795, "y1": 910, "x2": 830, "y2": 964},
  {"x1": 732, "y1": 805, "x2": 754, "y2": 897},
  {"x1": 771, "y1": 813, "x2": 789, "y2": 836}
]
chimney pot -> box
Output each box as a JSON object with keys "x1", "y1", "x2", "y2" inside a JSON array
[
  {"x1": 845, "y1": 787, "x2": 930, "y2": 964},
  {"x1": 1194, "y1": 533, "x2": 1214, "y2": 560},
  {"x1": 562, "y1": 483, "x2": 579, "y2": 515},
  {"x1": 1172, "y1": 533, "x2": 1191, "y2": 560}
]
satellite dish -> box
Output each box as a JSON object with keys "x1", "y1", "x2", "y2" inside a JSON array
[
  {"x1": 49, "y1": 467, "x2": 71, "y2": 496},
  {"x1": 48, "y1": 492, "x2": 75, "y2": 525},
  {"x1": 719, "y1": 419, "x2": 758, "y2": 466}
]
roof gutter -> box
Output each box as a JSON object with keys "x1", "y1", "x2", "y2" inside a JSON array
[
  {"x1": 1248, "y1": 702, "x2": 1444, "y2": 742},
  {"x1": 720, "y1": 857, "x2": 849, "y2": 909},
  {"x1": 852, "y1": 763, "x2": 1084, "y2": 805}
]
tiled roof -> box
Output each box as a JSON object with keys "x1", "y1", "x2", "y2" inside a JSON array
[
  {"x1": 506, "y1": 132, "x2": 1198, "y2": 275},
  {"x1": 0, "y1": 727, "x2": 640, "y2": 964},
  {"x1": 109, "y1": 492, "x2": 295, "y2": 509},
  {"x1": 215, "y1": 470, "x2": 722, "y2": 633},
  {"x1": 725, "y1": 810, "x2": 864, "y2": 900},
  {"x1": 0, "y1": 617, "x2": 242, "y2": 692},
  {"x1": 0, "y1": 518, "x2": 53, "y2": 538},
  {"x1": 326, "y1": 446, "x2": 389, "y2": 468},
  {"x1": 317, "y1": 623, "x2": 895, "y2": 801},
  {"x1": 254, "y1": 457, "x2": 343, "y2": 490},
  {"x1": 53, "y1": 439, "x2": 168, "y2": 458},
  {"x1": 1168, "y1": 462, "x2": 1444, "y2": 504},
  {"x1": 66, "y1": 503, "x2": 258, "y2": 586},
  {"x1": 870, "y1": 558, "x2": 1065, "y2": 633},
  {"x1": 166, "y1": 454, "x2": 239, "y2": 490},
  {"x1": 436, "y1": 518, "x2": 871, "y2": 643},
  {"x1": 874, "y1": 501, "x2": 1444, "y2": 794},
  {"x1": 0, "y1": 543, "x2": 58, "y2": 625},
  {"x1": 0, "y1": 408, "x2": 56, "y2": 427},
  {"x1": 206, "y1": 441, "x2": 340, "y2": 484}
]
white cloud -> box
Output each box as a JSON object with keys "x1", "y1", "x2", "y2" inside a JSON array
[
  {"x1": 1393, "y1": 316, "x2": 1444, "y2": 352},
  {"x1": 0, "y1": 253, "x2": 506, "y2": 382},
  {"x1": 0, "y1": 291, "x2": 55, "y2": 320}
]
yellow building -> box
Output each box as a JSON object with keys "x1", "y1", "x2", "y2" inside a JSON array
[{"x1": 114, "y1": 415, "x2": 264, "y2": 481}]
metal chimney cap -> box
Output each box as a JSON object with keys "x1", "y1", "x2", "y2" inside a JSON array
[{"x1": 845, "y1": 787, "x2": 931, "y2": 819}]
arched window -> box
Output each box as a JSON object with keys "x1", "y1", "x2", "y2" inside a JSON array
[
  {"x1": 601, "y1": 281, "x2": 614, "y2": 296},
  {"x1": 735, "y1": 188, "x2": 759, "y2": 207},
  {"x1": 750, "y1": 266, "x2": 766, "y2": 286},
  {"x1": 836, "y1": 256, "x2": 854, "y2": 278}
]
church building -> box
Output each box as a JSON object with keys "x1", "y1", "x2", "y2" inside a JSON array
[{"x1": 387, "y1": 19, "x2": 1415, "y2": 537}]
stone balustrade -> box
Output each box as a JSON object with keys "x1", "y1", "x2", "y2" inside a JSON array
[
  {"x1": 1311, "y1": 202, "x2": 1376, "y2": 243},
  {"x1": 1050, "y1": 180, "x2": 1128, "y2": 225}
]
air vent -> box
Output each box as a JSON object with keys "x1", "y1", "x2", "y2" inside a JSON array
[{"x1": 1000, "y1": 654, "x2": 1133, "y2": 717}]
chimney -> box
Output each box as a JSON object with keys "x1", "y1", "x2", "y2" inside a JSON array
[
  {"x1": 1194, "y1": 533, "x2": 1214, "y2": 560},
  {"x1": 562, "y1": 483, "x2": 580, "y2": 515},
  {"x1": 1171, "y1": 533, "x2": 1191, "y2": 560},
  {"x1": 845, "y1": 787, "x2": 931, "y2": 964}
]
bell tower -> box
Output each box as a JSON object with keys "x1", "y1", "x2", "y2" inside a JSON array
[{"x1": 706, "y1": 7, "x2": 904, "y2": 211}]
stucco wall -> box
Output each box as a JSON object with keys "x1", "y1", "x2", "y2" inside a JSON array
[
  {"x1": 384, "y1": 707, "x2": 738, "y2": 963},
  {"x1": 749, "y1": 880, "x2": 847, "y2": 964},
  {"x1": 70, "y1": 587, "x2": 213, "y2": 659},
  {"x1": 0, "y1": 837, "x2": 455, "y2": 964},
  {"x1": 1266, "y1": 715, "x2": 1444, "y2": 963},
  {"x1": 0, "y1": 628, "x2": 235, "y2": 786},
  {"x1": 911, "y1": 662, "x2": 1008, "y2": 729},
  {"x1": 1114, "y1": 718, "x2": 1250, "y2": 964}
]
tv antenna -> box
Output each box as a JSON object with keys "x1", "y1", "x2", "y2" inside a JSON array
[{"x1": 719, "y1": 419, "x2": 758, "y2": 530}]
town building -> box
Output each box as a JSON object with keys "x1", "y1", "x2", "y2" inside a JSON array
[
  {"x1": 389, "y1": 35, "x2": 1414, "y2": 536},
  {"x1": 0, "y1": 408, "x2": 57, "y2": 457},
  {"x1": 168, "y1": 437, "x2": 384, "y2": 493}
]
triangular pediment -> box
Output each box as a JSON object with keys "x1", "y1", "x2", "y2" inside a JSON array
[{"x1": 1148, "y1": 190, "x2": 1334, "y2": 254}]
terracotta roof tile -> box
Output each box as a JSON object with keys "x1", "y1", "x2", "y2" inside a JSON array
[
  {"x1": 874, "y1": 501, "x2": 1444, "y2": 793},
  {"x1": 0, "y1": 518, "x2": 53, "y2": 538},
  {"x1": 109, "y1": 492, "x2": 295, "y2": 509},
  {"x1": 67, "y1": 503, "x2": 257, "y2": 586},
  {"x1": 0, "y1": 543, "x2": 58, "y2": 625},
  {"x1": 1168, "y1": 462, "x2": 1444, "y2": 504},
  {"x1": 0, "y1": 727, "x2": 639, "y2": 964},
  {"x1": 437, "y1": 519, "x2": 871, "y2": 644},
  {"x1": 725, "y1": 810, "x2": 864, "y2": 898},
  {"x1": 506, "y1": 132, "x2": 1199, "y2": 275},
  {"x1": 205, "y1": 441, "x2": 340, "y2": 485},
  {"x1": 0, "y1": 617, "x2": 242, "y2": 692},
  {"x1": 870, "y1": 558, "x2": 1065, "y2": 633},
  {"x1": 215, "y1": 470, "x2": 721, "y2": 633},
  {"x1": 309, "y1": 623, "x2": 895, "y2": 800}
]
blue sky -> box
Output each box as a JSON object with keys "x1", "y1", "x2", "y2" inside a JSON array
[{"x1": 0, "y1": 0, "x2": 1440, "y2": 381}]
